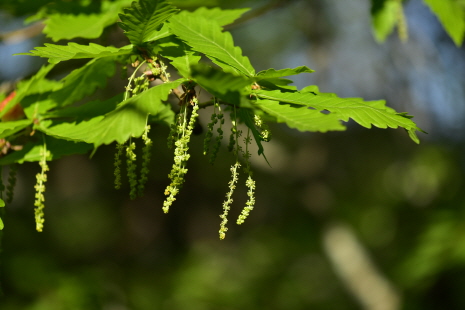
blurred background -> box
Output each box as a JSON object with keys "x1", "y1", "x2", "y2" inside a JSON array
[{"x1": 1, "y1": 0, "x2": 465, "y2": 309}]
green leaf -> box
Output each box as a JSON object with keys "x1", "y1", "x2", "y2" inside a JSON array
[
  {"x1": 239, "y1": 108, "x2": 269, "y2": 160},
  {"x1": 44, "y1": 14, "x2": 116, "y2": 41},
  {"x1": 145, "y1": 23, "x2": 171, "y2": 42},
  {"x1": 423, "y1": 0, "x2": 465, "y2": 46},
  {"x1": 42, "y1": 94, "x2": 124, "y2": 121},
  {"x1": 16, "y1": 43, "x2": 133, "y2": 64},
  {"x1": 190, "y1": 64, "x2": 252, "y2": 104},
  {"x1": 159, "y1": 39, "x2": 202, "y2": 78},
  {"x1": 46, "y1": 0, "x2": 131, "y2": 41},
  {"x1": 255, "y1": 66, "x2": 314, "y2": 80},
  {"x1": 38, "y1": 80, "x2": 184, "y2": 147},
  {"x1": 254, "y1": 89, "x2": 421, "y2": 142},
  {"x1": 257, "y1": 78, "x2": 297, "y2": 92},
  {"x1": 0, "y1": 137, "x2": 93, "y2": 165},
  {"x1": 49, "y1": 58, "x2": 116, "y2": 107},
  {"x1": 190, "y1": 7, "x2": 250, "y2": 26},
  {"x1": 0, "y1": 119, "x2": 33, "y2": 139},
  {"x1": 169, "y1": 12, "x2": 255, "y2": 76},
  {"x1": 255, "y1": 99, "x2": 345, "y2": 133},
  {"x1": 118, "y1": 0, "x2": 179, "y2": 46},
  {"x1": 0, "y1": 64, "x2": 57, "y2": 119},
  {"x1": 371, "y1": 0, "x2": 402, "y2": 42}
]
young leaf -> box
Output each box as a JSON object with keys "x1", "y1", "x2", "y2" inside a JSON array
[
  {"x1": 16, "y1": 43, "x2": 133, "y2": 64},
  {"x1": 169, "y1": 12, "x2": 255, "y2": 76},
  {"x1": 145, "y1": 23, "x2": 171, "y2": 42},
  {"x1": 255, "y1": 66, "x2": 314, "y2": 80},
  {"x1": 159, "y1": 39, "x2": 201, "y2": 78},
  {"x1": 254, "y1": 89, "x2": 421, "y2": 142},
  {"x1": 190, "y1": 64, "x2": 252, "y2": 104},
  {"x1": 0, "y1": 65, "x2": 57, "y2": 119},
  {"x1": 49, "y1": 57, "x2": 116, "y2": 107},
  {"x1": 43, "y1": 0, "x2": 131, "y2": 41},
  {"x1": 423, "y1": 0, "x2": 465, "y2": 46},
  {"x1": 0, "y1": 137, "x2": 93, "y2": 165},
  {"x1": 371, "y1": 0, "x2": 402, "y2": 42},
  {"x1": 0, "y1": 119, "x2": 32, "y2": 139},
  {"x1": 118, "y1": 0, "x2": 179, "y2": 46},
  {"x1": 42, "y1": 94, "x2": 124, "y2": 121},
  {"x1": 38, "y1": 80, "x2": 184, "y2": 147},
  {"x1": 255, "y1": 99, "x2": 345, "y2": 133}
]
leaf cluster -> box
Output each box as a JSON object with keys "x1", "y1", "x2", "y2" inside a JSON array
[{"x1": 0, "y1": 0, "x2": 423, "y2": 232}]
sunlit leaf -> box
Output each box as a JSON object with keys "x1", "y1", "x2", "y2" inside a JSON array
[
  {"x1": 0, "y1": 65, "x2": 57, "y2": 119},
  {"x1": 0, "y1": 119, "x2": 33, "y2": 139},
  {"x1": 423, "y1": 0, "x2": 465, "y2": 46},
  {"x1": 38, "y1": 80, "x2": 184, "y2": 147},
  {"x1": 371, "y1": 0, "x2": 402, "y2": 42},
  {"x1": 255, "y1": 66, "x2": 314, "y2": 80},
  {"x1": 16, "y1": 43, "x2": 133, "y2": 64},
  {"x1": 118, "y1": 0, "x2": 179, "y2": 46},
  {"x1": 43, "y1": 94, "x2": 124, "y2": 121},
  {"x1": 0, "y1": 136, "x2": 93, "y2": 165},
  {"x1": 255, "y1": 99, "x2": 345, "y2": 133},
  {"x1": 254, "y1": 89, "x2": 421, "y2": 142},
  {"x1": 190, "y1": 64, "x2": 251, "y2": 104},
  {"x1": 159, "y1": 39, "x2": 201, "y2": 78},
  {"x1": 169, "y1": 12, "x2": 255, "y2": 76},
  {"x1": 49, "y1": 58, "x2": 116, "y2": 107}
]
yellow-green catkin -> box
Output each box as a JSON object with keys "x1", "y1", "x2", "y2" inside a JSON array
[
  {"x1": 210, "y1": 106, "x2": 224, "y2": 164},
  {"x1": 254, "y1": 114, "x2": 272, "y2": 142},
  {"x1": 237, "y1": 176, "x2": 256, "y2": 225},
  {"x1": 114, "y1": 143, "x2": 125, "y2": 190},
  {"x1": 163, "y1": 100, "x2": 200, "y2": 213},
  {"x1": 34, "y1": 148, "x2": 50, "y2": 232},
  {"x1": 228, "y1": 119, "x2": 237, "y2": 153},
  {"x1": 237, "y1": 129, "x2": 256, "y2": 224},
  {"x1": 219, "y1": 162, "x2": 241, "y2": 239},
  {"x1": 138, "y1": 125, "x2": 152, "y2": 197},
  {"x1": 6, "y1": 164, "x2": 18, "y2": 203},
  {"x1": 126, "y1": 142, "x2": 138, "y2": 200},
  {"x1": 203, "y1": 101, "x2": 219, "y2": 156}
]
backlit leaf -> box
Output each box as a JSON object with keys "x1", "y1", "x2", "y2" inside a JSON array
[
  {"x1": 255, "y1": 99, "x2": 345, "y2": 133},
  {"x1": 255, "y1": 66, "x2": 314, "y2": 80},
  {"x1": 190, "y1": 64, "x2": 252, "y2": 104},
  {"x1": 423, "y1": 0, "x2": 465, "y2": 46},
  {"x1": 169, "y1": 12, "x2": 255, "y2": 76},
  {"x1": 16, "y1": 43, "x2": 133, "y2": 64},
  {"x1": 118, "y1": 0, "x2": 179, "y2": 46},
  {"x1": 0, "y1": 137, "x2": 93, "y2": 165},
  {"x1": 50, "y1": 57, "x2": 116, "y2": 107},
  {"x1": 38, "y1": 80, "x2": 184, "y2": 147},
  {"x1": 254, "y1": 89, "x2": 421, "y2": 142}
]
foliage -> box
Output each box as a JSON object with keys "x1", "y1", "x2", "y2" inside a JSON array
[
  {"x1": 0, "y1": 0, "x2": 424, "y2": 238},
  {"x1": 371, "y1": 0, "x2": 465, "y2": 46}
]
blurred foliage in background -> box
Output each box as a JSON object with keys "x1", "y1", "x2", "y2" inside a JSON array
[{"x1": 1, "y1": 0, "x2": 465, "y2": 309}]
